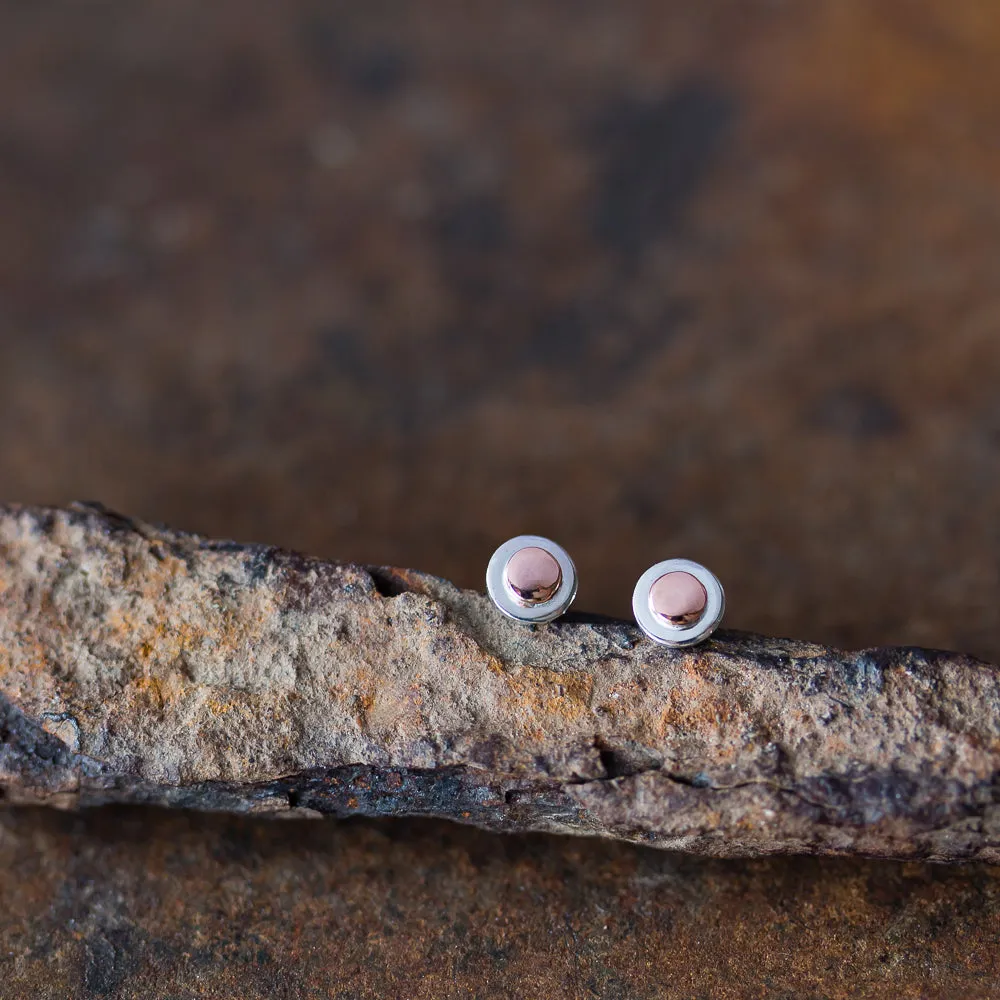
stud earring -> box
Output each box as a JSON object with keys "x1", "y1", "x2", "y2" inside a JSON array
[
  {"x1": 486, "y1": 535, "x2": 578, "y2": 624},
  {"x1": 632, "y1": 558, "x2": 724, "y2": 647}
]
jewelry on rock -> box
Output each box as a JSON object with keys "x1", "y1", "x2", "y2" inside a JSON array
[
  {"x1": 486, "y1": 535, "x2": 578, "y2": 624},
  {"x1": 632, "y1": 558, "x2": 724, "y2": 647}
]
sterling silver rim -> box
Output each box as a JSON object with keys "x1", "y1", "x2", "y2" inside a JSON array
[
  {"x1": 632, "y1": 558, "x2": 724, "y2": 647},
  {"x1": 486, "y1": 535, "x2": 578, "y2": 624}
]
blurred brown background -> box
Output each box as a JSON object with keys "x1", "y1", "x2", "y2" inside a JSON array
[
  {"x1": 4, "y1": 2, "x2": 1000, "y2": 996},
  {"x1": 4, "y1": 0, "x2": 1000, "y2": 659}
]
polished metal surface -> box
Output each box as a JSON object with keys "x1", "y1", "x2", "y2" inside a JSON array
[
  {"x1": 632, "y1": 558, "x2": 725, "y2": 646},
  {"x1": 486, "y1": 535, "x2": 578, "y2": 624}
]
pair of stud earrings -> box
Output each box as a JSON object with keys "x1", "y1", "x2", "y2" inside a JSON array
[{"x1": 486, "y1": 535, "x2": 724, "y2": 647}]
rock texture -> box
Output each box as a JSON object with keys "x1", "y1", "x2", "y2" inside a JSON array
[{"x1": 3, "y1": 502, "x2": 999, "y2": 862}]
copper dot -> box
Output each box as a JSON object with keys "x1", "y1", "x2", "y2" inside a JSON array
[
  {"x1": 504, "y1": 546, "x2": 562, "y2": 606},
  {"x1": 649, "y1": 571, "x2": 708, "y2": 627}
]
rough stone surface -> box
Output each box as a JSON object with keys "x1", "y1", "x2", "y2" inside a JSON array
[
  {"x1": 3, "y1": 502, "x2": 1000, "y2": 863},
  {"x1": 2, "y1": 807, "x2": 999, "y2": 1000}
]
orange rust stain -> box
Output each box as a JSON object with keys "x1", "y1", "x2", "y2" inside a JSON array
[
  {"x1": 129, "y1": 675, "x2": 168, "y2": 711},
  {"x1": 342, "y1": 666, "x2": 379, "y2": 726},
  {"x1": 0, "y1": 635, "x2": 51, "y2": 677},
  {"x1": 64, "y1": 551, "x2": 282, "y2": 685},
  {"x1": 592, "y1": 679, "x2": 660, "y2": 736},
  {"x1": 500, "y1": 666, "x2": 595, "y2": 728},
  {"x1": 657, "y1": 688, "x2": 741, "y2": 740},
  {"x1": 127, "y1": 672, "x2": 193, "y2": 714},
  {"x1": 485, "y1": 656, "x2": 507, "y2": 677}
]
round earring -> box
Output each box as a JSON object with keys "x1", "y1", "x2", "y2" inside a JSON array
[
  {"x1": 486, "y1": 535, "x2": 578, "y2": 624},
  {"x1": 632, "y1": 558, "x2": 724, "y2": 647}
]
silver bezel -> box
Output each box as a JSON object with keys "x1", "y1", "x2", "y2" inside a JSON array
[
  {"x1": 486, "y1": 535, "x2": 578, "y2": 624},
  {"x1": 632, "y1": 558, "x2": 724, "y2": 647}
]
